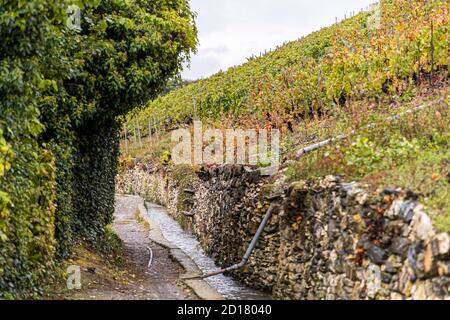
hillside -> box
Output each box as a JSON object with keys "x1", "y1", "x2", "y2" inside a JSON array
[
  {"x1": 127, "y1": 0, "x2": 448, "y2": 128},
  {"x1": 122, "y1": 0, "x2": 449, "y2": 230}
]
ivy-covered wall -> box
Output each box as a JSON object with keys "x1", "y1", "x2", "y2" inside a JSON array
[
  {"x1": 0, "y1": 0, "x2": 197, "y2": 298},
  {"x1": 72, "y1": 119, "x2": 121, "y2": 243}
]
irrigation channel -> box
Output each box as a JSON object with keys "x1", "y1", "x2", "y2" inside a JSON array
[{"x1": 145, "y1": 202, "x2": 271, "y2": 300}]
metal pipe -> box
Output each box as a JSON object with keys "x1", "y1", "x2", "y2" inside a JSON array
[
  {"x1": 295, "y1": 133, "x2": 349, "y2": 159},
  {"x1": 183, "y1": 200, "x2": 278, "y2": 280}
]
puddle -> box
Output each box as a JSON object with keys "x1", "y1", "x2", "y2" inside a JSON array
[{"x1": 145, "y1": 202, "x2": 271, "y2": 300}]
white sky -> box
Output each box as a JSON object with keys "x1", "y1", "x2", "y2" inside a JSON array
[{"x1": 182, "y1": 0, "x2": 376, "y2": 80}]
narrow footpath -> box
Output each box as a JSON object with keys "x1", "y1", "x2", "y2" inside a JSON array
[{"x1": 62, "y1": 196, "x2": 196, "y2": 300}]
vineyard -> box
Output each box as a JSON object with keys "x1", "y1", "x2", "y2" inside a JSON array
[
  {"x1": 128, "y1": 0, "x2": 448, "y2": 132},
  {"x1": 123, "y1": 0, "x2": 449, "y2": 230}
]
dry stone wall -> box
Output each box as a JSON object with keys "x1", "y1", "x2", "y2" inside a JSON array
[{"x1": 117, "y1": 163, "x2": 450, "y2": 300}]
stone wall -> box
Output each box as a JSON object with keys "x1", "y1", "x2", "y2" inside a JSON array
[{"x1": 117, "y1": 163, "x2": 450, "y2": 300}]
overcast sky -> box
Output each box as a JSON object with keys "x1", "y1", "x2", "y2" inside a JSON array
[{"x1": 182, "y1": 0, "x2": 376, "y2": 80}]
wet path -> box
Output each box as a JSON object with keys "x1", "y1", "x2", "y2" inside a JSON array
[
  {"x1": 66, "y1": 196, "x2": 196, "y2": 300},
  {"x1": 66, "y1": 195, "x2": 269, "y2": 300},
  {"x1": 145, "y1": 202, "x2": 271, "y2": 300},
  {"x1": 110, "y1": 195, "x2": 196, "y2": 299}
]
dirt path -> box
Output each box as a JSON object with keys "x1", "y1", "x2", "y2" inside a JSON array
[{"x1": 63, "y1": 196, "x2": 196, "y2": 300}]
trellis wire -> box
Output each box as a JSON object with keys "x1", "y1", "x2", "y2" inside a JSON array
[
  {"x1": 148, "y1": 119, "x2": 152, "y2": 145},
  {"x1": 138, "y1": 125, "x2": 142, "y2": 148},
  {"x1": 153, "y1": 116, "x2": 159, "y2": 144},
  {"x1": 124, "y1": 122, "x2": 128, "y2": 155}
]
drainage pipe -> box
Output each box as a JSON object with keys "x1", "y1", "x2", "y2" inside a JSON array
[{"x1": 183, "y1": 196, "x2": 281, "y2": 280}]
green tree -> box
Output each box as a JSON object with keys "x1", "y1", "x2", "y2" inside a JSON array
[
  {"x1": 0, "y1": 0, "x2": 197, "y2": 297},
  {"x1": 61, "y1": 0, "x2": 198, "y2": 245}
]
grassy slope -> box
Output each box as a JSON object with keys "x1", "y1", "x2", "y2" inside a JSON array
[{"x1": 284, "y1": 93, "x2": 449, "y2": 231}]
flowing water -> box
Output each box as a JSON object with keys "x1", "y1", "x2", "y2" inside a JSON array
[{"x1": 145, "y1": 202, "x2": 271, "y2": 300}]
